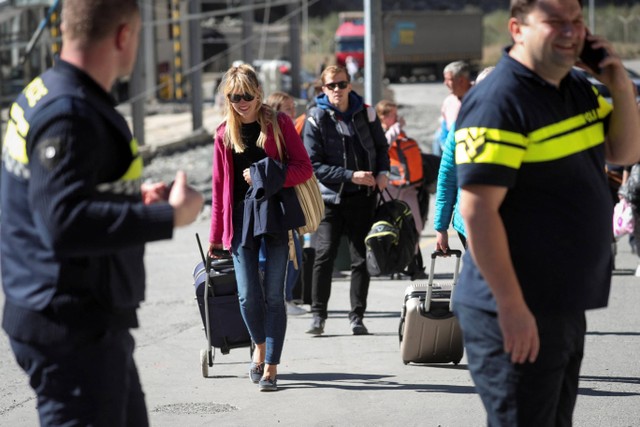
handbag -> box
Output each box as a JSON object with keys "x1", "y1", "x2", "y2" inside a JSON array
[
  {"x1": 274, "y1": 133, "x2": 325, "y2": 235},
  {"x1": 613, "y1": 197, "x2": 635, "y2": 239}
]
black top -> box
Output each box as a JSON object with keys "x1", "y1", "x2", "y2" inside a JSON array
[{"x1": 233, "y1": 121, "x2": 266, "y2": 207}]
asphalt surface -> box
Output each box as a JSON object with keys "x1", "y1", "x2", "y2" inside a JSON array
[
  {"x1": 2, "y1": 213, "x2": 640, "y2": 426},
  {"x1": 2, "y1": 82, "x2": 640, "y2": 426}
]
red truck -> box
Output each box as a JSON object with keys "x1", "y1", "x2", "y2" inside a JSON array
[{"x1": 334, "y1": 12, "x2": 365, "y2": 69}]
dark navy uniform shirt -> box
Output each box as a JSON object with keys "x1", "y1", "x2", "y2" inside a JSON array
[
  {"x1": 453, "y1": 50, "x2": 613, "y2": 315},
  {"x1": 1, "y1": 60, "x2": 174, "y2": 344}
]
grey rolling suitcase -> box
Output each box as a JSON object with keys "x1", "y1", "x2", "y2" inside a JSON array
[{"x1": 398, "y1": 249, "x2": 464, "y2": 364}]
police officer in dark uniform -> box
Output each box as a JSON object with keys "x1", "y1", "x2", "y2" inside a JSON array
[{"x1": 0, "y1": 1, "x2": 203, "y2": 425}]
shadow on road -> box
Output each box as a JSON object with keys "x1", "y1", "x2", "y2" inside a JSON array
[{"x1": 277, "y1": 372, "x2": 477, "y2": 394}]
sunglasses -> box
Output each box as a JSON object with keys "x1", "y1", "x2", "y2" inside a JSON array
[
  {"x1": 228, "y1": 93, "x2": 255, "y2": 103},
  {"x1": 323, "y1": 81, "x2": 349, "y2": 91}
]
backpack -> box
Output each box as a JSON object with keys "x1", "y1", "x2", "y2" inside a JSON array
[
  {"x1": 388, "y1": 132, "x2": 424, "y2": 187},
  {"x1": 365, "y1": 192, "x2": 418, "y2": 276},
  {"x1": 294, "y1": 113, "x2": 306, "y2": 136}
]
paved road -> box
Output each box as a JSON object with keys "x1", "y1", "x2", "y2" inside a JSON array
[{"x1": 2, "y1": 206, "x2": 640, "y2": 426}]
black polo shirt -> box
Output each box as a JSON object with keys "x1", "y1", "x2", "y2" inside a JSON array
[{"x1": 453, "y1": 51, "x2": 613, "y2": 315}]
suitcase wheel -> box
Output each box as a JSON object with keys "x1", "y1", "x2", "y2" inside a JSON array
[{"x1": 200, "y1": 349, "x2": 208, "y2": 378}]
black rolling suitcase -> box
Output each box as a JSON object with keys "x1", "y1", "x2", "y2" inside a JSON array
[
  {"x1": 398, "y1": 249, "x2": 464, "y2": 364},
  {"x1": 192, "y1": 235, "x2": 253, "y2": 377}
]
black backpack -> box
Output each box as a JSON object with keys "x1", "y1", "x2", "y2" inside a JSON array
[{"x1": 365, "y1": 191, "x2": 418, "y2": 276}]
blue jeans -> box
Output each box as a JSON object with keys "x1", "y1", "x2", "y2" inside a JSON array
[
  {"x1": 259, "y1": 230, "x2": 302, "y2": 302},
  {"x1": 454, "y1": 303, "x2": 585, "y2": 427},
  {"x1": 232, "y1": 205, "x2": 288, "y2": 365},
  {"x1": 10, "y1": 330, "x2": 148, "y2": 427}
]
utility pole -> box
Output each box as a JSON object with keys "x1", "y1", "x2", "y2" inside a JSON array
[
  {"x1": 130, "y1": 34, "x2": 146, "y2": 146},
  {"x1": 364, "y1": 0, "x2": 382, "y2": 106},
  {"x1": 302, "y1": 0, "x2": 308, "y2": 61},
  {"x1": 189, "y1": 0, "x2": 203, "y2": 130},
  {"x1": 242, "y1": 0, "x2": 253, "y2": 64},
  {"x1": 130, "y1": 0, "x2": 154, "y2": 146},
  {"x1": 288, "y1": 0, "x2": 301, "y2": 98},
  {"x1": 142, "y1": 0, "x2": 155, "y2": 100}
]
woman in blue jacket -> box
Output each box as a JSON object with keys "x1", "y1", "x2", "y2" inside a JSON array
[
  {"x1": 433, "y1": 122, "x2": 467, "y2": 251},
  {"x1": 433, "y1": 66, "x2": 494, "y2": 252}
]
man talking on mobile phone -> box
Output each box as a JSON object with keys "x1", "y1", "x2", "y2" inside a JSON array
[{"x1": 452, "y1": 0, "x2": 640, "y2": 425}]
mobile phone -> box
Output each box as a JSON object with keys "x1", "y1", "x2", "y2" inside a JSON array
[{"x1": 579, "y1": 30, "x2": 607, "y2": 74}]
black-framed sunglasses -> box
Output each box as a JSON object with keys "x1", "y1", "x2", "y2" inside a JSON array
[
  {"x1": 228, "y1": 93, "x2": 255, "y2": 103},
  {"x1": 323, "y1": 81, "x2": 349, "y2": 91}
]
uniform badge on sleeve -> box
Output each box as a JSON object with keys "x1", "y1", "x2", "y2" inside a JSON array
[
  {"x1": 461, "y1": 128, "x2": 487, "y2": 162},
  {"x1": 37, "y1": 137, "x2": 65, "y2": 170}
]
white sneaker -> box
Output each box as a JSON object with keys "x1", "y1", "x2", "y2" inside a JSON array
[{"x1": 286, "y1": 301, "x2": 307, "y2": 316}]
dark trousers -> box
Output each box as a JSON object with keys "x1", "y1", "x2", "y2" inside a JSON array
[
  {"x1": 10, "y1": 329, "x2": 148, "y2": 427},
  {"x1": 311, "y1": 191, "x2": 376, "y2": 321},
  {"x1": 454, "y1": 304, "x2": 585, "y2": 427}
]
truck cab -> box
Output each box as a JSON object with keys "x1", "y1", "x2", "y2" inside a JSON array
[{"x1": 334, "y1": 12, "x2": 365, "y2": 69}]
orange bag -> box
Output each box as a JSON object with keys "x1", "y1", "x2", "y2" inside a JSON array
[
  {"x1": 388, "y1": 132, "x2": 424, "y2": 187},
  {"x1": 294, "y1": 113, "x2": 306, "y2": 136}
]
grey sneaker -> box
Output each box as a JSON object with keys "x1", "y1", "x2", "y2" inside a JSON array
[
  {"x1": 350, "y1": 317, "x2": 368, "y2": 335},
  {"x1": 306, "y1": 316, "x2": 325, "y2": 335},
  {"x1": 258, "y1": 376, "x2": 278, "y2": 391},
  {"x1": 249, "y1": 362, "x2": 264, "y2": 384}
]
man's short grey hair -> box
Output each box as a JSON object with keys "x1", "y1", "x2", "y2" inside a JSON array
[{"x1": 444, "y1": 61, "x2": 471, "y2": 79}]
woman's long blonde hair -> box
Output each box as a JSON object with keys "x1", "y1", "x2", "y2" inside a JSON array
[{"x1": 219, "y1": 64, "x2": 282, "y2": 153}]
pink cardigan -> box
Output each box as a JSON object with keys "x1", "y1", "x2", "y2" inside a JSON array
[{"x1": 209, "y1": 112, "x2": 313, "y2": 249}]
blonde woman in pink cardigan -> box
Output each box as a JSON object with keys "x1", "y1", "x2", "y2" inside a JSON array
[{"x1": 209, "y1": 64, "x2": 312, "y2": 391}]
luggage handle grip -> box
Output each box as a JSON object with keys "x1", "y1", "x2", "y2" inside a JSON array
[{"x1": 431, "y1": 249, "x2": 462, "y2": 259}]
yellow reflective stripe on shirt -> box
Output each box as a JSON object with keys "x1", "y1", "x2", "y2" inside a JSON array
[
  {"x1": 523, "y1": 104, "x2": 607, "y2": 162},
  {"x1": 455, "y1": 127, "x2": 528, "y2": 168},
  {"x1": 97, "y1": 138, "x2": 142, "y2": 195},
  {"x1": 3, "y1": 104, "x2": 29, "y2": 165},
  {"x1": 524, "y1": 121, "x2": 605, "y2": 162},
  {"x1": 456, "y1": 103, "x2": 609, "y2": 167},
  {"x1": 10, "y1": 103, "x2": 29, "y2": 137},
  {"x1": 121, "y1": 138, "x2": 143, "y2": 181}
]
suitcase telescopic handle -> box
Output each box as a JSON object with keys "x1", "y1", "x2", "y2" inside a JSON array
[
  {"x1": 195, "y1": 233, "x2": 213, "y2": 350},
  {"x1": 196, "y1": 233, "x2": 215, "y2": 297},
  {"x1": 426, "y1": 249, "x2": 463, "y2": 313}
]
